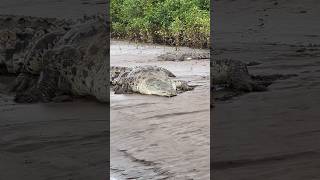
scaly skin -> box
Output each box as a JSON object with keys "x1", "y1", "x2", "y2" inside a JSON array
[
  {"x1": 0, "y1": 15, "x2": 73, "y2": 74},
  {"x1": 212, "y1": 58, "x2": 270, "y2": 92},
  {"x1": 111, "y1": 65, "x2": 194, "y2": 97},
  {"x1": 13, "y1": 17, "x2": 109, "y2": 103},
  {"x1": 157, "y1": 52, "x2": 210, "y2": 61}
]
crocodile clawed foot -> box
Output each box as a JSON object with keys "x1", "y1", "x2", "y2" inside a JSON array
[
  {"x1": 113, "y1": 85, "x2": 133, "y2": 94},
  {"x1": 8, "y1": 72, "x2": 37, "y2": 93}
]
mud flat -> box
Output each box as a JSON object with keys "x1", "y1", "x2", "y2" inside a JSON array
[
  {"x1": 0, "y1": 78, "x2": 108, "y2": 180},
  {"x1": 110, "y1": 40, "x2": 210, "y2": 179},
  {"x1": 0, "y1": 95, "x2": 108, "y2": 179},
  {"x1": 213, "y1": 0, "x2": 320, "y2": 179}
]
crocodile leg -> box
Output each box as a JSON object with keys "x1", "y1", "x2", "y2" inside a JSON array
[
  {"x1": 9, "y1": 72, "x2": 38, "y2": 92},
  {"x1": 14, "y1": 67, "x2": 59, "y2": 103},
  {"x1": 113, "y1": 83, "x2": 133, "y2": 94}
]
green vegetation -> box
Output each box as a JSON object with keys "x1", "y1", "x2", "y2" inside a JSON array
[{"x1": 111, "y1": 0, "x2": 210, "y2": 48}]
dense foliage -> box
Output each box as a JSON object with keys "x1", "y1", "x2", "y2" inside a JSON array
[{"x1": 111, "y1": 0, "x2": 210, "y2": 48}]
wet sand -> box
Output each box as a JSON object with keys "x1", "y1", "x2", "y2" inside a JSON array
[
  {"x1": 213, "y1": 0, "x2": 320, "y2": 179},
  {"x1": 0, "y1": 0, "x2": 108, "y2": 179},
  {"x1": 0, "y1": 78, "x2": 108, "y2": 180},
  {"x1": 110, "y1": 41, "x2": 210, "y2": 179}
]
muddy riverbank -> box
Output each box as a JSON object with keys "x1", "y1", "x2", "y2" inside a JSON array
[
  {"x1": 213, "y1": 0, "x2": 320, "y2": 179},
  {"x1": 110, "y1": 40, "x2": 210, "y2": 179}
]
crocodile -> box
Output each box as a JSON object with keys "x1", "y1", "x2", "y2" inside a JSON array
[
  {"x1": 10, "y1": 17, "x2": 109, "y2": 103},
  {"x1": 212, "y1": 58, "x2": 270, "y2": 92},
  {"x1": 212, "y1": 58, "x2": 297, "y2": 100},
  {"x1": 0, "y1": 14, "x2": 73, "y2": 74},
  {"x1": 111, "y1": 65, "x2": 194, "y2": 97},
  {"x1": 157, "y1": 52, "x2": 210, "y2": 61}
]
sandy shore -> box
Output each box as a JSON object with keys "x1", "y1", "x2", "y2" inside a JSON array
[
  {"x1": 213, "y1": 0, "x2": 320, "y2": 179},
  {"x1": 110, "y1": 41, "x2": 210, "y2": 179}
]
